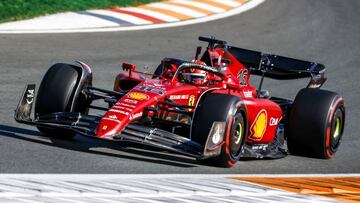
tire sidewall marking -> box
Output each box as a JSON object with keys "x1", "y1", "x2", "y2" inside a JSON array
[
  {"x1": 225, "y1": 101, "x2": 246, "y2": 166},
  {"x1": 325, "y1": 97, "x2": 344, "y2": 158}
]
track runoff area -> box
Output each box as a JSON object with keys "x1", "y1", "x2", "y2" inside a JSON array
[
  {"x1": 0, "y1": 0, "x2": 264, "y2": 33},
  {"x1": 0, "y1": 174, "x2": 359, "y2": 202}
]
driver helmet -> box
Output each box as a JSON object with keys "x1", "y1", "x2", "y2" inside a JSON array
[{"x1": 181, "y1": 60, "x2": 208, "y2": 85}]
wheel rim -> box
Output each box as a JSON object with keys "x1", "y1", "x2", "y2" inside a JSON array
[
  {"x1": 333, "y1": 117, "x2": 341, "y2": 139},
  {"x1": 230, "y1": 114, "x2": 244, "y2": 158},
  {"x1": 330, "y1": 107, "x2": 344, "y2": 152},
  {"x1": 235, "y1": 123, "x2": 243, "y2": 144}
]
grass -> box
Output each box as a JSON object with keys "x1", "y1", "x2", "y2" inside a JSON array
[{"x1": 0, "y1": 0, "x2": 161, "y2": 23}]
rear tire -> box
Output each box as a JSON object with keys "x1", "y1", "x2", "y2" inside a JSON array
[
  {"x1": 35, "y1": 63, "x2": 88, "y2": 139},
  {"x1": 192, "y1": 94, "x2": 247, "y2": 167},
  {"x1": 287, "y1": 88, "x2": 345, "y2": 159}
]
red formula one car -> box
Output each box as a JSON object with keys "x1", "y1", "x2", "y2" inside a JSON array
[{"x1": 15, "y1": 36, "x2": 345, "y2": 167}]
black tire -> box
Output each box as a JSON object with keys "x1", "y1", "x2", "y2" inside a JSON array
[
  {"x1": 287, "y1": 88, "x2": 345, "y2": 159},
  {"x1": 35, "y1": 63, "x2": 87, "y2": 139},
  {"x1": 192, "y1": 94, "x2": 247, "y2": 167}
]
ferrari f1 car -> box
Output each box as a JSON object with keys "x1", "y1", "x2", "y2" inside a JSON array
[{"x1": 15, "y1": 36, "x2": 345, "y2": 167}]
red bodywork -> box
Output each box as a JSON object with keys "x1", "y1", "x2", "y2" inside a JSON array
[{"x1": 96, "y1": 47, "x2": 283, "y2": 145}]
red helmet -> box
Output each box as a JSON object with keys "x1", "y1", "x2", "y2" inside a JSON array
[{"x1": 181, "y1": 67, "x2": 208, "y2": 85}]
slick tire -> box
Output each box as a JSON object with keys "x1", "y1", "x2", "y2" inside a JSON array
[
  {"x1": 287, "y1": 88, "x2": 345, "y2": 159},
  {"x1": 192, "y1": 94, "x2": 247, "y2": 168},
  {"x1": 35, "y1": 63, "x2": 86, "y2": 139}
]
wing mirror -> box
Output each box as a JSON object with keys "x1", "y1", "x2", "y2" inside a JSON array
[
  {"x1": 122, "y1": 63, "x2": 136, "y2": 71},
  {"x1": 122, "y1": 63, "x2": 136, "y2": 77}
]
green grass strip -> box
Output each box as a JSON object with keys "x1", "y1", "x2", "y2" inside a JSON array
[{"x1": 0, "y1": 0, "x2": 161, "y2": 23}]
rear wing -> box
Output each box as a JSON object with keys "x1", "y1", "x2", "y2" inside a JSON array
[{"x1": 227, "y1": 46, "x2": 327, "y2": 88}]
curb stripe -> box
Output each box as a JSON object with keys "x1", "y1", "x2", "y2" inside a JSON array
[
  {"x1": 163, "y1": 1, "x2": 215, "y2": 15},
  {"x1": 147, "y1": 3, "x2": 207, "y2": 18},
  {"x1": 171, "y1": 1, "x2": 226, "y2": 13},
  {"x1": 122, "y1": 7, "x2": 179, "y2": 22},
  {"x1": 235, "y1": 176, "x2": 360, "y2": 203},
  {"x1": 0, "y1": 174, "x2": 344, "y2": 203},
  {"x1": 110, "y1": 8, "x2": 165, "y2": 23},
  {"x1": 210, "y1": 0, "x2": 243, "y2": 7},
  {"x1": 0, "y1": 0, "x2": 265, "y2": 33},
  {"x1": 234, "y1": 0, "x2": 250, "y2": 3},
  {"x1": 138, "y1": 5, "x2": 193, "y2": 20},
  {"x1": 88, "y1": 10, "x2": 152, "y2": 25},
  {"x1": 80, "y1": 11, "x2": 132, "y2": 25},
  {"x1": 195, "y1": 0, "x2": 234, "y2": 9}
]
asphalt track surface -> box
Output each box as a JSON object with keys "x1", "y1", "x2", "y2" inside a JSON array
[{"x1": 0, "y1": 0, "x2": 359, "y2": 174}]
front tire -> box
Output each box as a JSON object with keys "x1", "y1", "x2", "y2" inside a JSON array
[
  {"x1": 286, "y1": 88, "x2": 345, "y2": 159},
  {"x1": 192, "y1": 94, "x2": 247, "y2": 167},
  {"x1": 35, "y1": 63, "x2": 89, "y2": 139}
]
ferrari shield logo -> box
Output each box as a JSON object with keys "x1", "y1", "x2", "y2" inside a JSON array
[
  {"x1": 188, "y1": 95, "x2": 195, "y2": 106},
  {"x1": 249, "y1": 109, "x2": 267, "y2": 141}
]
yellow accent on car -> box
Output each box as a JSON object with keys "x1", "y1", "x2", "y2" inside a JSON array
[
  {"x1": 127, "y1": 92, "x2": 149, "y2": 100},
  {"x1": 251, "y1": 110, "x2": 267, "y2": 140}
]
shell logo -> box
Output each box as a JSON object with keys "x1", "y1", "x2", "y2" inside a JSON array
[
  {"x1": 249, "y1": 109, "x2": 267, "y2": 141},
  {"x1": 127, "y1": 92, "x2": 149, "y2": 100}
]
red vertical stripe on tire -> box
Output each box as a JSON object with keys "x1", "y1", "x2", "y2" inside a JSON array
[
  {"x1": 325, "y1": 98, "x2": 343, "y2": 158},
  {"x1": 110, "y1": 8, "x2": 165, "y2": 23}
]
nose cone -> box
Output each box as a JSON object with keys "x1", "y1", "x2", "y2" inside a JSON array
[
  {"x1": 96, "y1": 81, "x2": 170, "y2": 138},
  {"x1": 96, "y1": 90, "x2": 157, "y2": 139},
  {"x1": 96, "y1": 116, "x2": 124, "y2": 139}
]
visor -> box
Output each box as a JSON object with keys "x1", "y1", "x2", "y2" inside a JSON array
[{"x1": 182, "y1": 73, "x2": 206, "y2": 82}]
